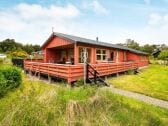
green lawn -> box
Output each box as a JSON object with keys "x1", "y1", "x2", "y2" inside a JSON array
[
  {"x1": 108, "y1": 65, "x2": 168, "y2": 101},
  {"x1": 0, "y1": 76, "x2": 168, "y2": 126}
]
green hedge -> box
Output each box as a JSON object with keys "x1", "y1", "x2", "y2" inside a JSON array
[{"x1": 0, "y1": 66, "x2": 22, "y2": 97}]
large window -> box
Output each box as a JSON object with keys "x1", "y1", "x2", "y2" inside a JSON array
[{"x1": 96, "y1": 49, "x2": 107, "y2": 61}]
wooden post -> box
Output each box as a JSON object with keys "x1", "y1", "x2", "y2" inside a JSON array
[
  {"x1": 38, "y1": 72, "x2": 41, "y2": 80},
  {"x1": 68, "y1": 65, "x2": 72, "y2": 84},
  {"x1": 105, "y1": 76, "x2": 108, "y2": 81},
  {"x1": 86, "y1": 64, "x2": 89, "y2": 83},
  {"x1": 48, "y1": 75, "x2": 51, "y2": 84},
  {"x1": 94, "y1": 71, "x2": 97, "y2": 84},
  {"x1": 83, "y1": 48, "x2": 87, "y2": 84},
  {"x1": 29, "y1": 70, "x2": 32, "y2": 76},
  {"x1": 74, "y1": 43, "x2": 78, "y2": 65}
]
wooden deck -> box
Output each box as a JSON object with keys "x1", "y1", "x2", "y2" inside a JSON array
[{"x1": 24, "y1": 61, "x2": 138, "y2": 83}]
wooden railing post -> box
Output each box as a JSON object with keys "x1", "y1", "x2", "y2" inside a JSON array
[
  {"x1": 94, "y1": 70, "x2": 97, "y2": 84},
  {"x1": 86, "y1": 63, "x2": 89, "y2": 83},
  {"x1": 68, "y1": 65, "x2": 72, "y2": 84}
]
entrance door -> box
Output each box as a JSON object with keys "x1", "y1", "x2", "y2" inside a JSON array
[{"x1": 79, "y1": 47, "x2": 91, "y2": 63}]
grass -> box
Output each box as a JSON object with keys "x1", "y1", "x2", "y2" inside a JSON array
[
  {"x1": 0, "y1": 75, "x2": 168, "y2": 126},
  {"x1": 108, "y1": 64, "x2": 168, "y2": 101}
]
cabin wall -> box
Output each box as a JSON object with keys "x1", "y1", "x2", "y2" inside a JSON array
[
  {"x1": 76, "y1": 43, "x2": 128, "y2": 64},
  {"x1": 75, "y1": 43, "x2": 148, "y2": 67},
  {"x1": 45, "y1": 49, "x2": 61, "y2": 63},
  {"x1": 117, "y1": 50, "x2": 127, "y2": 62},
  {"x1": 127, "y1": 52, "x2": 149, "y2": 67}
]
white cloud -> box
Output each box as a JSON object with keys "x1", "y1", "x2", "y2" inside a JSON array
[
  {"x1": 0, "y1": 3, "x2": 80, "y2": 44},
  {"x1": 125, "y1": 13, "x2": 168, "y2": 44},
  {"x1": 82, "y1": 0, "x2": 108, "y2": 14},
  {"x1": 148, "y1": 13, "x2": 168, "y2": 29},
  {"x1": 15, "y1": 3, "x2": 79, "y2": 20},
  {"x1": 148, "y1": 13, "x2": 162, "y2": 25},
  {"x1": 92, "y1": 0, "x2": 108, "y2": 14}
]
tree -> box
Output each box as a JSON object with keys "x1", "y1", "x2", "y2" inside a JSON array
[
  {"x1": 125, "y1": 39, "x2": 140, "y2": 50},
  {"x1": 141, "y1": 44, "x2": 157, "y2": 54},
  {"x1": 0, "y1": 39, "x2": 22, "y2": 53},
  {"x1": 0, "y1": 39, "x2": 41, "y2": 55},
  {"x1": 22, "y1": 44, "x2": 40, "y2": 54},
  {"x1": 158, "y1": 50, "x2": 168, "y2": 60},
  {"x1": 33, "y1": 45, "x2": 41, "y2": 52},
  {"x1": 158, "y1": 50, "x2": 168, "y2": 65},
  {"x1": 22, "y1": 44, "x2": 34, "y2": 54}
]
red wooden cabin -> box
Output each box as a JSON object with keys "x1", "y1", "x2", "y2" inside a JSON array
[{"x1": 24, "y1": 32, "x2": 149, "y2": 84}]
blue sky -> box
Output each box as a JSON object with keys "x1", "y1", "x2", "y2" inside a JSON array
[{"x1": 0, "y1": 0, "x2": 168, "y2": 45}]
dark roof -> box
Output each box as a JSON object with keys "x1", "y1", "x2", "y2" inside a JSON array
[{"x1": 41, "y1": 32, "x2": 148, "y2": 55}]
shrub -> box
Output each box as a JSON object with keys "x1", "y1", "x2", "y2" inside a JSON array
[
  {"x1": 75, "y1": 79, "x2": 84, "y2": 87},
  {"x1": 0, "y1": 72, "x2": 7, "y2": 97},
  {"x1": 9, "y1": 50, "x2": 28, "y2": 58},
  {"x1": 127, "y1": 69, "x2": 135, "y2": 75},
  {"x1": 12, "y1": 57, "x2": 24, "y2": 68},
  {"x1": 158, "y1": 50, "x2": 168, "y2": 60},
  {"x1": 0, "y1": 58, "x2": 3, "y2": 64},
  {"x1": 0, "y1": 66, "x2": 22, "y2": 97}
]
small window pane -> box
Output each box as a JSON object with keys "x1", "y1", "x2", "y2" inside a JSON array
[
  {"x1": 97, "y1": 55, "x2": 101, "y2": 60},
  {"x1": 103, "y1": 55, "x2": 107, "y2": 60},
  {"x1": 96, "y1": 49, "x2": 101, "y2": 54},
  {"x1": 110, "y1": 51, "x2": 114, "y2": 61},
  {"x1": 102, "y1": 50, "x2": 106, "y2": 54}
]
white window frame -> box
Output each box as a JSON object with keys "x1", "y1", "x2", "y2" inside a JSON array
[{"x1": 96, "y1": 49, "x2": 107, "y2": 61}]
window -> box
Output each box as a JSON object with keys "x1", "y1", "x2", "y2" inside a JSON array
[
  {"x1": 79, "y1": 48, "x2": 84, "y2": 63},
  {"x1": 78, "y1": 47, "x2": 91, "y2": 63},
  {"x1": 96, "y1": 49, "x2": 107, "y2": 61},
  {"x1": 109, "y1": 51, "x2": 114, "y2": 61}
]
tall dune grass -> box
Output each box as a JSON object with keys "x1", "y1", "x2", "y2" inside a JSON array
[{"x1": 0, "y1": 78, "x2": 167, "y2": 126}]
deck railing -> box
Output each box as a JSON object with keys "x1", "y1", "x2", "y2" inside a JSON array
[{"x1": 24, "y1": 60, "x2": 138, "y2": 83}]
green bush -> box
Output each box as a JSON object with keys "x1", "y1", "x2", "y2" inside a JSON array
[
  {"x1": 0, "y1": 72, "x2": 7, "y2": 96},
  {"x1": 9, "y1": 50, "x2": 28, "y2": 58},
  {"x1": 0, "y1": 58, "x2": 3, "y2": 64},
  {"x1": 75, "y1": 79, "x2": 84, "y2": 87},
  {"x1": 127, "y1": 69, "x2": 135, "y2": 75},
  {"x1": 158, "y1": 50, "x2": 168, "y2": 60},
  {"x1": 0, "y1": 66, "x2": 22, "y2": 97}
]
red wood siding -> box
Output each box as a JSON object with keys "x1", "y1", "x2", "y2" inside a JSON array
[
  {"x1": 44, "y1": 37, "x2": 73, "y2": 49},
  {"x1": 127, "y1": 52, "x2": 149, "y2": 67},
  {"x1": 45, "y1": 49, "x2": 61, "y2": 63},
  {"x1": 117, "y1": 50, "x2": 126, "y2": 62}
]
